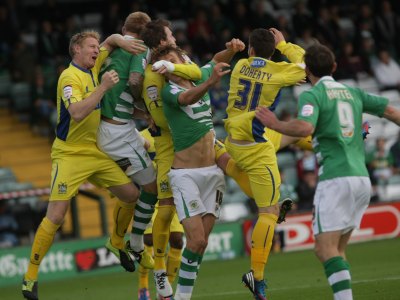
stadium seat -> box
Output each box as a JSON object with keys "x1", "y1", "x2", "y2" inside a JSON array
[
  {"x1": 293, "y1": 83, "x2": 311, "y2": 99},
  {"x1": 338, "y1": 79, "x2": 357, "y2": 87},
  {"x1": 380, "y1": 90, "x2": 400, "y2": 104},
  {"x1": 219, "y1": 202, "x2": 249, "y2": 222},
  {"x1": 0, "y1": 71, "x2": 11, "y2": 98},
  {"x1": 357, "y1": 77, "x2": 380, "y2": 94},
  {"x1": 10, "y1": 82, "x2": 31, "y2": 112},
  {"x1": 383, "y1": 121, "x2": 399, "y2": 140},
  {"x1": 0, "y1": 168, "x2": 16, "y2": 183}
]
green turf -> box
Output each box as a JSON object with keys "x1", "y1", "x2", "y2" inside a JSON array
[{"x1": 5, "y1": 238, "x2": 400, "y2": 300}]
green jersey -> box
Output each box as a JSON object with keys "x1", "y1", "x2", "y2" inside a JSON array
[
  {"x1": 297, "y1": 76, "x2": 388, "y2": 181},
  {"x1": 100, "y1": 35, "x2": 150, "y2": 122},
  {"x1": 161, "y1": 61, "x2": 215, "y2": 152}
]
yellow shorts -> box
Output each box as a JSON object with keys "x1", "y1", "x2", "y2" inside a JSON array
[
  {"x1": 263, "y1": 128, "x2": 282, "y2": 152},
  {"x1": 154, "y1": 134, "x2": 174, "y2": 200},
  {"x1": 225, "y1": 139, "x2": 281, "y2": 208},
  {"x1": 144, "y1": 206, "x2": 184, "y2": 234},
  {"x1": 50, "y1": 139, "x2": 131, "y2": 201}
]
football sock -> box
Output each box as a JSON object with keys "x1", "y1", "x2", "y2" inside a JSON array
[
  {"x1": 167, "y1": 246, "x2": 182, "y2": 284},
  {"x1": 153, "y1": 205, "x2": 175, "y2": 270},
  {"x1": 111, "y1": 199, "x2": 135, "y2": 249},
  {"x1": 295, "y1": 135, "x2": 313, "y2": 151},
  {"x1": 176, "y1": 248, "x2": 200, "y2": 298},
  {"x1": 138, "y1": 245, "x2": 153, "y2": 289},
  {"x1": 130, "y1": 191, "x2": 157, "y2": 252},
  {"x1": 225, "y1": 158, "x2": 253, "y2": 198},
  {"x1": 251, "y1": 213, "x2": 278, "y2": 281},
  {"x1": 25, "y1": 217, "x2": 60, "y2": 280},
  {"x1": 324, "y1": 256, "x2": 353, "y2": 300}
]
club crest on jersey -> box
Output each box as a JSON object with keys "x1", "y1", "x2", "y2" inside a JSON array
[
  {"x1": 189, "y1": 200, "x2": 199, "y2": 210},
  {"x1": 160, "y1": 180, "x2": 169, "y2": 192},
  {"x1": 63, "y1": 86, "x2": 72, "y2": 99},
  {"x1": 250, "y1": 58, "x2": 266, "y2": 68},
  {"x1": 58, "y1": 182, "x2": 68, "y2": 194},
  {"x1": 301, "y1": 104, "x2": 314, "y2": 116}
]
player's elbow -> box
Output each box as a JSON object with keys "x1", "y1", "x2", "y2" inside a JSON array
[{"x1": 69, "y1": 108, "x2": 86, "y2": 123}]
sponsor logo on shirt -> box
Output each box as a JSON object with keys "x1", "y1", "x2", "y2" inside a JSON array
[
  {"x1": 63, "y1": 86, "x2": 72, "y2": 99},
  {"x1": 301, "y1": 104, "x2": 314, "y2": 116},
  {"x1": 250, "y1": 58, "x2": 266, "y2": 68},
  {"x1": 147, "y1": 85, "x2": 158, "y2": 101}
]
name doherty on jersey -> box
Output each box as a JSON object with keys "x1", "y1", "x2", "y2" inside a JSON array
[{"x1": 239, "y1": 65, "x2": 272, "y2": 81}]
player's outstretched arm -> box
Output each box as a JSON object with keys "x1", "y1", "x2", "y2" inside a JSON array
[
  {"x1": 269, "y1": 28, "x2": 305, "y2": 64},
  {"x1": 211, "y1": 38, "x2": 245, "y2": 64},
  {"x1": 177, "y1": 62, "x2": 230, "y2": 105},
  {"x1": 383, "y1": 105, "x2": 400, "y2": 126},
  {"x1": 101, "y1": 34, "x2": 147, "y2": 55},
  {"x1": 68, "y1": 71, "x2": 119, "y2": 122}
]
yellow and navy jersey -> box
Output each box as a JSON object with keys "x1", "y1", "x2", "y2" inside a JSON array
[
  {"x1": 225, "y1": 41, "x2": 305, "y2": 142},
  {"x1": 55, "y1": 47, "x2": 109, "y2": 144}
]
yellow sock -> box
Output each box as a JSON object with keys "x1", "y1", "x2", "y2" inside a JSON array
[
  {"x1": 295, "y1": 135, "x2": 313, "y2": 151},
  {"x1": 111, "y1": 199, "x2": 135, "y2": 249},
  {"x1": 153, "y1": 205, "x2": 175, "y2": 270},
  {"x1": 167, "y1": 246, "x2": 182, "y2": 284},
  {"x1": 138, "y1": 245, "x2": 153, "y2": 289},
  {"x1": 225, "y1": 159, "x2": 253, "y2": 198},
  {"x1": 251, "y1": 213, "x2": 278, "y2": 281},
  {"x1": 25, "y1": 217, "x2": 60, "y2": 280}
]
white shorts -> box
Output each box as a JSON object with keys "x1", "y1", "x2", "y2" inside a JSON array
[
  {"x1": 169, "y1": 165, "x2": 225, "y2": 222},
  {"x1": 97, "y1": 120, "x2": 156, "y2": 185},
  {"x1": 313, "y1": 176, "x2": 371, "y2": 235}
]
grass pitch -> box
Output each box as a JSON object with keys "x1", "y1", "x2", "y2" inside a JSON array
[{"x1": 4, "y1": 238, "x2": 399, "y2": 300}]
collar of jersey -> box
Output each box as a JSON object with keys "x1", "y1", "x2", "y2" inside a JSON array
[
  {"x1": 71, "y1": 61, "x2": 91, "y2": 74},
  {"x1": 168, "y1": 80, "x2": 195, "y2": 90},
  {"x1": 316, "y1": 75, "x2": 334, "y2": 85}
]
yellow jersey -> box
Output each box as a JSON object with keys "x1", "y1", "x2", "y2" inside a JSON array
[
  {"x1": 142, "y1": 62, "x2": 201, "y2": 137},
  {"x1": 55, "y1": 47, "x2": 109, "y2": 144},
  {"x1": 225, "y1": 41, "x2": 305, "y2": 142}
]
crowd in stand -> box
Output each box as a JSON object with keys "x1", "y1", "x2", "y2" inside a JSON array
[{"x1": 1, "y1": 0, "x2": 400, "y2": 217}]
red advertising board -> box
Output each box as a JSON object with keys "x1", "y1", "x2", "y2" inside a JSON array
[{"x1": 243, "y1": 201, "x2": 400, "y2": 253}]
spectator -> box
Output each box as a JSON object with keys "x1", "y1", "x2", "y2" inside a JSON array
[
  {"x1": 373, "y1": 49, "x2": 400, "y2": 91},
  {"x1": 389, "y1": 131, "x2": 400, "y2": 174},
  {"x1": 0, "y1": 201, "x2": 19, "y2": 248},
  {"x1": 336, "y1": 41, "x2": 371, "y2": 80},
  {"x1": 295, "y1": 170, "x2": 317, "y2": 211},
  {"x1": 292, "y1": 0, "x2": 313, "y2": 37},
  {"x1": 296, "y1": 150, "x2": 318, "y2": 181},
  {"x1": 375, "y1": 0, "x2": 400, "y2": 57}
]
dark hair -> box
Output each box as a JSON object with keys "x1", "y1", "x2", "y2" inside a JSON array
[
  {"x1": 249, "y1": 28, "x2": 275, "y2": 58},
  {"x1": 151, "y1": 44, "x2": 185, "y2": 64},
  {"x1": 304, "y1": 44, "x2": 335, "y2": 78},
  {"x1": 141, "y1": 19, "x2": 171, "y2": 49}
]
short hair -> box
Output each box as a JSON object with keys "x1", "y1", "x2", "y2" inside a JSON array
[
  {"x1": 141, "y1": 19, "x2": 171, "y2": 49},
  {"x1": 304, "y1": 44, "x2": 335, "y2": 78},
  {"x1": 249, "y1": 28, "x2": 275, "y2": 58},
  {"x1": 151, "y1": 44, "x2": 185, "y2": 64},
  {"x1": 69, "y1": 30, "x2": 100, "y2": 58},
  {"x1": 123, "y1": 12, "x2": 151, "y2": 36}
]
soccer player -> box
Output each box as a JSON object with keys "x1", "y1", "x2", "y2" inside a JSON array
[
  {"x1": 96, "y1": 12, "x2": 156, "y2": 271},
  {"x1": 224, "y1": 28, "x2": 306, "y2": 299},
  {"x1": 255, "y1": 43, "x2": 400, "y2": 300},
  {"x1": 22, "y1": 31, "x2": 147, "y2": 300},
  {"x1": 152, "y1": 43, "x2": 242, "y2": 300}
]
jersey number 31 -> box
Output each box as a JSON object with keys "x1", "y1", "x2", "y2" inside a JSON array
[{"x1": 233, "y1": 79, "x2": 262, "y2": 111}]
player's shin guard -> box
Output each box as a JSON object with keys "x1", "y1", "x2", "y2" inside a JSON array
[
  {"x1": 175, "y1": 248, "x2": 200, "y2": 300},
  {"x1": 25, "y1": 217, "x2": 60, "y2": 280},
  {"x1": 225, "y1": 158, "x2": 253, "y2": 198},
  {"x1": 153, "y1": 205, "x2": 175, "y2": 270},
  {"x1": 324, "y1": 256, "x2": 353, "y2": 300},
  {"x1": 167, "y1": 246, "x2": 182, "y2": 284},
  {"x1": 139, "y1": 245, "x2": 153, "y2": 289},
  {"x1": 130, "y1": 191, "x2": 157, "y2": 252},
  {"x1": 251, "y1": 213, "x2": 278, "y2": 281},
  {"x1": 112, "y1": 199, "x2": 135, "y2": 249}
]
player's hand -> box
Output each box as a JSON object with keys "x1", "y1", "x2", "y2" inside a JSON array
[
  {"x1": 269, "y1": 28, "x2": 285, "y2": 46},
  {"x1": 296, "y1": 78, "x2": 307, "y2": 86},
  {"x1": 152, "y1": 60, "x2": 175, "y2": 74},
  {"x1": 101, "y1": 70, "x2": 119, "y2": 90},
  {"x1": 208, "y1": 62, "x2": 231, "y2": 85},
  {"x1": 255, "y1": 106, "x2": 278, "y2": 128},
  {"x1": 120, "y1": 38, "x2": 147, "y2": 55},
  {"x1": 226, "y1": 38, "x2": 246, "y2": 53}
]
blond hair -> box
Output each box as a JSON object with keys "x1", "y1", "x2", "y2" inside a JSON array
[
  {"x1": 123, "y1": 12, "x2": 151, "y2": 36},
  {"x1": 69, "y1": 30, "x2": 101, "y2": 57}
]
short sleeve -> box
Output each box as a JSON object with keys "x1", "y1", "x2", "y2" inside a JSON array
[
  {"x1": 296, "y1": 91, "x2": 319, "y2": 127},
  {"x1": 161, "y1": 85, "x2": 183, "y2": 108},
  {"x1": 130, "y1": 48, "x2": 149, "y2": 75},
  {"x1": 359, "y1": 89, "x2": 389, "y2": 117},
  {"x1": 199, "y1": 61, "x2": 216, "y2": 82},
  {"x1": 59, "y1": 74, "x2": 83, "y2": 108}
]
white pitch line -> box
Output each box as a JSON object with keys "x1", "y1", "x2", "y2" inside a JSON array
[{"x1": 191, "y1": 276, "x2": 400, "y2": 298}]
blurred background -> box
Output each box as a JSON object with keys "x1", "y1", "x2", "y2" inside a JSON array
[{"x1": 1, "y1": 0, "x2": 400, "y2": 267}]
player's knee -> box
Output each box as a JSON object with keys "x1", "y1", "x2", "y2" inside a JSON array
[
  {"x1": 188, "y1": 237, "x2": 207, "y2": 253},
  {"x1": 169, "y1": 232, "x2": 184, "y2": 249},
  {"x1": 314, "y1": 243, "x2": 327, "y2": 262}
]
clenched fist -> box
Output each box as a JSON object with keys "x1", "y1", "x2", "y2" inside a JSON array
[{"x1": 101, "y1": 70, "x2": 119, "y2": 90}]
